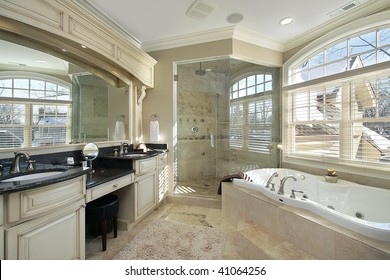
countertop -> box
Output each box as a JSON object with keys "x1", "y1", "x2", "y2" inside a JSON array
[
  {"x1": 0, "y1": 150, "x2": 165, "y2": 195},
  {"x1": 0, "y1": 165, "x2": 91, "y2": 194}
]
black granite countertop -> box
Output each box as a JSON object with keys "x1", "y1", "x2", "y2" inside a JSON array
[
  {"x1": 0, "y1": 165, "x2": 90, "y2": 194},
  {"x1": 0, "y1": 149, "x2": 165, "y2": 195},
  {"x1": 86, "y1": 167, "x2": 135, "y2": 189}
]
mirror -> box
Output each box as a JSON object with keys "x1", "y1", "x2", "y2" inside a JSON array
[
  {"x1": 0, "y1": 38, "x2": 129, "y2": 149},
  {"x1": 82, "y1": 142, "x2": 99, "y2": 173},
  {"x1": 82, "y1": 142, "x2": 99, "y2": 160}
]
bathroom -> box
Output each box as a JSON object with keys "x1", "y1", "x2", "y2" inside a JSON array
[{"x1": 0, "y1": 0, "x2": 390, "y2": 264}]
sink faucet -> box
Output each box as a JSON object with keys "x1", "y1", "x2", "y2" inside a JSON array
[
  {"x1": 119, "y1": 142, "x2": 129, "y2": 155},
  {"x1": 265, "y1": 172, "x2": 279, "y2": 190},
  {"x1": 277, "y1": 175, "x2": 297, "y2": 195},
  {"x1": 10, "y1": 151, "x2": 30, "y2": 174}
]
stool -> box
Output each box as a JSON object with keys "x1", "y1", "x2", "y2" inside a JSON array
[{"x1": 86, "y1": 194, "x2": 119, "y2": 251}]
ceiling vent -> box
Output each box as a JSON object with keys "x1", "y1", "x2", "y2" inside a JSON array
[
  {"x1": 327, "y1": 1, "x2": 361, "y2": 17},
  {"x1": 186, "y1": 0, "x2": 218, "y2": 20}
]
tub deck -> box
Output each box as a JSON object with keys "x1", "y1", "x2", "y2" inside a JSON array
[{"x1": 222, "y1": 182, "x2": 390, "y2": 260}]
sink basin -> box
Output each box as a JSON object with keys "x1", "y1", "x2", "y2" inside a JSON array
[{"x1": 1, "y1": 171, "x2": 65, "y2": 182}]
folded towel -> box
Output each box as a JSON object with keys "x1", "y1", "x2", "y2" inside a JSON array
[
  {"x1": 218, "y1": 172, "x2": 252, "y2": 194},
  {"x1": 150, "y1": 120, "x2": 159, "y2": 142}
]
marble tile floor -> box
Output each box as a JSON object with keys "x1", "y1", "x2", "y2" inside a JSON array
[
  {"x1": 85, "y1": 202, "x2": 242, "y2": 260},
  {"x1": 175, "y1": 177, "x2": 221, "y2": 198},
  {"x1": 85, "y1": 201, "x2": 318, "y2": 260}
]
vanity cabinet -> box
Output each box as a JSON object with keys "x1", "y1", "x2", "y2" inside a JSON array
[
  {"x1": 3, "y1": 175, "x2": 86, "y2": 260},
  {"x1": 133, "y1": 156, "x2": 157, "y2": 221},
  {"x1": 0, "y1": 195, "x2": 3, "y2": 260}
]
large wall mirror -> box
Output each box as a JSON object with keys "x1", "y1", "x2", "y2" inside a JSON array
[{"x1": 0, "y1": 27, "x2": 130, "y2": 150}]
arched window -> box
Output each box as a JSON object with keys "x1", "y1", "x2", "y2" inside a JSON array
[
  {"x1": 0, "y1": 72, "x2": 71, "y2": 148},
  {"x1": 229, "y1": 73, "x2": 273, "y2": 153},
  {"x1": 283, "y1": 12, "x2": 390, "y2": 169}
]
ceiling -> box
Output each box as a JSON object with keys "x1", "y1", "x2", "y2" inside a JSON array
[{"x1": 82, "y1": 0, "x2": 389, "y2": 52}]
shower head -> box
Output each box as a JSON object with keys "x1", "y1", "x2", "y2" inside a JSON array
[{"x1": 195, "y1": 62, "x2": 206, "y2": 76}]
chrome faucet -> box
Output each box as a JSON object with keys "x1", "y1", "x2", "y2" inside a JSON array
[
  {"x1": 265, "y1": 172, "x2": 279, "y2": 190},
  {"x1": 119, "y1": 142, "x2": 129, "y2": 155},
  {"x1": 277, "y1": 175, "x2": 297, "y2": 195},
  {"x1": 10, "y1": 151, "x2": 30, "y2": 174}
]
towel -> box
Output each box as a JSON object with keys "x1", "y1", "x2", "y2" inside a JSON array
[
  {"x1": 150, "y1": 120, "x2": 159, "y2": 142},
  {"x1": 217, "y1": 172, "x2": 252, "y2": 194},
  {"x1": 114, "y1": 120, "x2": 125, "y2": 140}
]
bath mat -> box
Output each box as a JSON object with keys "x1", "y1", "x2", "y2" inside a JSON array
[{"x1": 112, "y1": 219, "x2": 226, "y2": 260}]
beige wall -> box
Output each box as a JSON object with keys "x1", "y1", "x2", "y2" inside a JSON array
[{"x1": 145, "y1": 39, "x2": 283, "y2": 193}]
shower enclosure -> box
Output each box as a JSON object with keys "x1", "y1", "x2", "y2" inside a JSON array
[{"x1": 175, "y1": 58, "x2": 281, "y2": 198}]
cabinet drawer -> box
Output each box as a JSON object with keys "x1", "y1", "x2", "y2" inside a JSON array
[
  {"x1": 135, "y1": 156, "x2": 157, "y2": 175},
  {"x1": 86, "y1": 173, "x2": 134, "y2": 202},
  {"x1": 7, "y1": 176, "x2": 85, "y2": 223}
]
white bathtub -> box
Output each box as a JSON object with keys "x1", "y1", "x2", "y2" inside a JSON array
[{"x1": 232, "y1": 168, "x2": 390, "y2": 242}]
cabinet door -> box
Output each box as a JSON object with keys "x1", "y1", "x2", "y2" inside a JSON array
[
  {"x1": 134, "y1": 171, "x2": 157, "y2": 220},
  {"x1": 5, "y1": 200, "x2": 85, "y2": 260}
]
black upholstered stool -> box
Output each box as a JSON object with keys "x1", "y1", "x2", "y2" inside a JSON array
[{"x1": 86, "y1": 194, "x2": 119, "y2": 251}]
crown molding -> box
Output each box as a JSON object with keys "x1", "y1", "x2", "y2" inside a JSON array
[{"x1": 283, "y1": 0, "x2": 390, "y2": 51}]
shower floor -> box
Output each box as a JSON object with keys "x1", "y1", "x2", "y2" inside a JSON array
[{"x1": 175, "y1": 177, "x2": 222, "y2": 198}]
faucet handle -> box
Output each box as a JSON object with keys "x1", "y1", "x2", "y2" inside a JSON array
[
  {"x1": 269, "y1": 183, "x2": 275, "y2": 191},
  {"x1": 290, "y1": 189, "x2": 304, "y2": 199},
  {"x1": 26, "y1": 160, "x2": 36, "y2": 171}
]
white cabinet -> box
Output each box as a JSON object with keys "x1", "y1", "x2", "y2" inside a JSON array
[
  {"x1": 4, "y1": 175, "x2": 86, "y2": 260},
  {"x1": 134, "y1": 171, "x2": 157, "y2": 220},
  {"x1": 5, "y1": 199, "x2": 85, "y2": 260},
  {"x1": 132, "y1": 156, "x2": 157, "y2": 221}
]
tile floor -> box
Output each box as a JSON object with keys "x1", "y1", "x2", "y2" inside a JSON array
[
  {"x1": 85, "y1": 200, "x2": 242, "y2": 260},
  {"x1": 175, "y1": 177, "x2": 221, "y2": 198}
]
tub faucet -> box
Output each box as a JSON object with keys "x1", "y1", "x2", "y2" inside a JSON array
[
  {"x1": 265, "y1": 172, "x2": 279, "y2": 190},
  {"x1": 277, "y1": 175, "x2": 297, "y2": 195},
  {"x1": 10, "y1": 151, "x2": 30, "y2": 174}
]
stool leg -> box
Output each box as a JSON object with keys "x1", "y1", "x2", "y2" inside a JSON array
[
  {"x1": 101, "y1": 220, "x2": 107, "y2": 251},
  {"x1": 114, "y1": 213, "x2": 118, "y2": 238}
]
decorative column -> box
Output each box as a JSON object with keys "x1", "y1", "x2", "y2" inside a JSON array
[{"x1": 136, "y1": 86, "x2": 147, "y2": 143}]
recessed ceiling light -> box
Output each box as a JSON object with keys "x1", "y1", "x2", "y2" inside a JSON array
[
  {"x1": 279, "y1": 17, "x2": 294, "y2": 26},
  {"x1": 226, "y1": 13, "x2": 244, "y2": 24}
]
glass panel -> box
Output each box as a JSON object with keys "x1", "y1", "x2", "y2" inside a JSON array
[
  {"x1": 256, "y1": 74, "x2": 264, "y2": 83},
  {"x1": 378, "y1": 28, "x2": 390, "y2": 47},
  {"x1": 247, "y1": 86, "x2": 256, "y2": 96},
  {"x1": 30, "y1": 80, "x2": 45, "y2": 90},
  {"x1": 350, "y1": 31, "x2": 376, "y2": 55},
  {"x1": 325, "y1": 60, "x2": 347, "y2": 76},
  {"x1": 310, "y1": 52, "x2": 324, "y2": 67},
  {"x1": 247, "y1": 75, "x2": 256, "y2": 87},
  {"x1": 310, "y1": 66, "x2": 324, "y2": 80},
  {"x1": 0, "y1": 79, "x2": 12, "y2": 88},
  {"x1": 14, "y1": 79, "x2": 29, "y2": 89},
  {"x1": 0, "y1": 88, "x2": 12, "y2": 97},
  {"x1": 326, "y1": 41, "x2": 347, "y2": 62},
  {"x1": 13, "y1": 89, "x2": 29, "y2": 98},
  {"x1": 379, "y1": 46, "x2": 390, "y2": 63}
]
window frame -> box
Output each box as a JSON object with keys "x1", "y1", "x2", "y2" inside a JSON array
[
  {"x1": 0, "y1": 71, "x2": 71, "y2": 148},
  {"x1": 282, "y1": 11, "x2": 390, "y2": 174},
  {"x1": 229, "y1": 72, "x2": 273, "y2": 154}
]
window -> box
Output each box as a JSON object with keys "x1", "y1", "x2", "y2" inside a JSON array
[
  {"x1": 230, "y1": 74, "x2": 273, "y2": 153},
  {"x1": 0, "y1": 73, "x2": 71, "y2": 148},
  {"x1": 284, "y1": 20, "x2": 390, "y2": 168},
  {"x1": 288, "y1": 26, "x2": 390, "y2": 84}
]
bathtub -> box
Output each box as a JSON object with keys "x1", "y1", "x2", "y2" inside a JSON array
[{"x1": 232, "y1": 168, "x2": 390, "y2": 242}]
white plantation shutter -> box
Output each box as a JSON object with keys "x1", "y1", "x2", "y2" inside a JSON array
[
  {"x1": 248, "y1": 98, "x2": 272, "y2": 152},
  {"x1": 285, "y1": 73, "x2": 390, "y2": 165}
]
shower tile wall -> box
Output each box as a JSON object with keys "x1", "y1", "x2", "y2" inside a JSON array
[{"x1": 177, "y1": 66, "x2": 229, "y2": 181}]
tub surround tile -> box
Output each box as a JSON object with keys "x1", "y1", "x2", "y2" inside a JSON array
[
  {"x1": 223, "y1": 182, "x2": 390, "y2": 259},
  {"x1": 334, "y1": 233, "x2": 390, "y2": 260},
  {"x1": 278, "y1": 208, "x2": 334, "y2": 259},
  {"x1": 265, "y1": 241, "x2": 317, "y2": 260}
]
